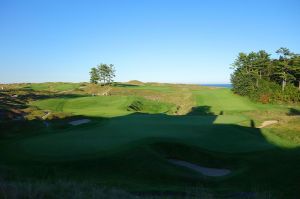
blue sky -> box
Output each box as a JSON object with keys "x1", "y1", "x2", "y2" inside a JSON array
[{"x1": 1, "y1": 0, "x2": 299, "y2": 84}]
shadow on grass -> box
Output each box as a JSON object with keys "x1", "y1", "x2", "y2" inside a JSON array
[
  {"x1": 288, "y1": 108, "x2": 300, "y2": 116},
  {"x1": 187, "y1": 106, "x2": 216, "y2": 116},
  {"x1": 1, "y1": 105, "x2": 300, "y2": 198},
  {"x1": 0, "y1": 91, "x2": 88, "y2": 121},
  {"x1": 113, "y1": 83, "x2": 140, "y2": 88}
]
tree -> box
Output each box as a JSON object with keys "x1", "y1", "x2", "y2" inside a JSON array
[
  {"x1": 275, "y1": 47, "x2": 296, "y2": 91},
  {"x1": 107, "y1": 64, "x2": 116, "y2": 84},
  {"x1": 231, "y1": 51, "x2": 267, "y2": 89},
  {"x1": 89, "y1": 63, "x2": 116, "y2": 85},
  {"x1": 97, "y1": 64, "x2": 107, "y2": 84},
  {"x1": 89, "y1": 67, "x2": 99, "y2": 84},
  {"x1": 248, "y1": 52, "x2": 260, "y2": 87},
  {"x1": 231, "y1": 48, "x2": 300, "y2": 103},
  {"x1": 291, "y1": 55, "x2": 300, "y2": 90},
  {"x1": 256, "y1": 50, "x2": 271, "y2": 80},
  {"x1": 231, "y1": 52, "x2": 256, "y2": 94}
]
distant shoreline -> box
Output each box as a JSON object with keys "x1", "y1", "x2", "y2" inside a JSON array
[{"x1": 200, "y1": 84, "x2": 232, "y2": 88}]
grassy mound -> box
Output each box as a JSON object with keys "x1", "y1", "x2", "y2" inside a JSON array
[
  {"x1": 127, "y1": 80, "x2": 144, "y2": 85},
  {"x1": 30, "y1": 96, "x2": 175, "y2": 117}
]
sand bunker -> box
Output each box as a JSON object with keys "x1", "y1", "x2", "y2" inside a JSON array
[
  {"x1": 259, "y1": 120, "x2": 278, "y2": 128},
  {"x1": 69, "y1": 119, "x2": 91, "y2": 126},
  {"x1": 168, "y1": 159, "x2": 231, "y2": 177}
]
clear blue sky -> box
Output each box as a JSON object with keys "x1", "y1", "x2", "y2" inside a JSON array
[{"x1": 1, "y1": 0, "x2": 299, "y2": 84}]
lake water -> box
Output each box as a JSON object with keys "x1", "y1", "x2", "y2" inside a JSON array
[{"x1": 200, "y1": 84, "x2": 232, "y2": 88}]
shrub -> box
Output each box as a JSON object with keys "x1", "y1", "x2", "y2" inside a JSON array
[
  {"x1": 259, "y1": 94, "x2": 270, "y2": 104},
  {"x1": 231, "y1": 73, "x2": 255, "y2": 96}
]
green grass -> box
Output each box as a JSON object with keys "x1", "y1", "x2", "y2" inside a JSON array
[
  {"x1": 126, "y1": 86, "x2": 174, "y2": 92},
  {"x1": 2, "y1": 114, "x2": 273, "y2": 162},
  {"x1": 1, "y1": 83, "x2": 300, "y2": 198},
  {"x1": 193, "y1": 88, "x2": 291, "y2": 113},
  {"x1": 193, "y1": 88, "x2": 256, "y2": 114},
  {"x1": 30, "y1": 96, "x2": 175, "y2": 117}
]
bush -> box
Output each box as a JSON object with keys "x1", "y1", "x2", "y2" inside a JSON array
[
  {"x1": 259, "y1": 94, "x2": 270, "y2": 104},
  {"x1": 231, "y1": 76, "x2": 300, "y2": 104},
  {"x1": 231, "y1": 72, "x2": 255, "y2": 96}
]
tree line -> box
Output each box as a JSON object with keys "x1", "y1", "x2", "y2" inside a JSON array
[
  {"x1": 89, "y1": 63, "x2": 115, "y2": 85},
  {"x1": 231, "y1": 47, "x2": 300, "y2": 103}
]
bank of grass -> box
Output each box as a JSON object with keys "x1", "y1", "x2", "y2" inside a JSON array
[
  {"x1": 30, "y1": 95, "x2": 176, "y2": 117},
  {"x1": 1, "y1": 82, "x2": 300, "y2": 198}
]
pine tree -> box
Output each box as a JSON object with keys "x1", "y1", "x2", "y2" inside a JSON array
[{"x1": 89, "y1": 67, "x2": 99, "y2": 84}]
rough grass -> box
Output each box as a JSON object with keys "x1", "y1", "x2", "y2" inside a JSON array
[
  {"x1": 110, "y1": 85, "x2": 196, "y2": 115},
  {"x1": 22, "y1": 82, "x2": 81, "y2": 92}
]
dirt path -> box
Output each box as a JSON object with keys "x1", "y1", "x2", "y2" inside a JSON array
[
  {"x1": 168, "y1": 159, "x2": 231, "y2": 177},
  {"x1": 258, "y1": 120, "x2": 278, "y2": 128},
  {"x1": 57, "y1": 89, "x2": 75, "y2": 94}
]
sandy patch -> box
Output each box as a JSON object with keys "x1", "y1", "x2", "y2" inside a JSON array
[
  {"x1": 69, "y1": 119, "x2": 91, "y2": 126},
  {"x1": 42, "y1": 111, "x2": 51, "y2": 120},
  {"x1": 168, "y1": 159, "x2": 231, "y2": 177},
  {"x1": 259, "y1": 120, "x2": 278, "y2": 128}
]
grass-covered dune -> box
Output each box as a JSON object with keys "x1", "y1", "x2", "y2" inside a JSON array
[{"x1": 0, "y1": 82, "x2": 300, "y2": 198}]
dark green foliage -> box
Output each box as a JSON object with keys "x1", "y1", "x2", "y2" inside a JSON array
[
  {"x1": 231, "y1": 72, "x2": 255, "y2": 96},
  {"x1": 231, "y1": 48, "x2": 300, "y2": 103},
  {"x1": 89, "y1": 63, "x2": 116, "y2": 85},
  {"x1": 89, "y1": 67, "x2": 99, "y2": 84}
]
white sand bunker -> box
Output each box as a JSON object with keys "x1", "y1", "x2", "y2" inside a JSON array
[
  {"x1": 259, "y1": 120, "x2": 278, "y2": 128},
  {"x1": 168, "y1": 159, "x2": 231, "y2": 177},
  {"x1": 69, "y1": 119, "x2": 91, "y2": 126}
]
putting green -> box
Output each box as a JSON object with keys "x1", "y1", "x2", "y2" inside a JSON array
[{"x1": 5, "y1": 114, "x2": 274, "y2": 161}]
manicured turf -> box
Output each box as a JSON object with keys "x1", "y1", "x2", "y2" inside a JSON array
[
  {"x1": 1, "y1": 83, "x2": 300, "y2": 198},
  {"x1": 193, "y1": 88, "x2": 256, "y2": 114},
  {"x1": 3, "y1": 114, "x2": 272, "y2": 162}
]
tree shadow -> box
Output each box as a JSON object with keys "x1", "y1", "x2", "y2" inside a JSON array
[
  {"x1": 113, "y1": 83, "x2": 140, "y2": 88},
  {"x1": 288, "y1": 108, "x2": 300, "y2": 116},
  {"x1": 1, "y1": 104, "x2": 300, "y2": 198},
  {"x1": 250, "y1": 120, "x2": 256, "y2": 128},
  {"x1": 186, "y1": 106, "x2": 216, "y2": 115}
]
